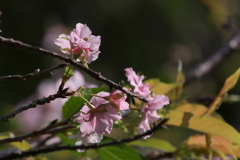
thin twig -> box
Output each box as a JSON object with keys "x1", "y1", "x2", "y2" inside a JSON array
[
  {"x1": 0, "y1": 119, "x2": 168, "y2": 160},
  {"x1": 0, "y1": 89, "x2": 70, "y2": 122},
  {"x1": 185, "y1": 31, "x2": 240, "y2": 85},
  {"x1": 0, "y1": 36, "x2": 147, "y2": 102},
  {"x1": 0, "y1": 118, "x2": 72, "y2": 144},
  {"x1": 0, "y1": 63, "x2": 68, "y2": 81}
]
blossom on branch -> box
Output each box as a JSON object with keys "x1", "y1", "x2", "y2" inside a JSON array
[
  {"x1": 124, "y1": 67, "x2": 169, "y2": 139},
  {"x1": 138, "y1": 95, "x2": 169, "y2": 139},
  {"x1": 54, "y1": 23, "x2": 101, "y2": 64},
  {"x1": 104, "y1": 90, "x2": 129, "y2": 111},
  {"x1": 125, "y1": 67, "x2": 151, "y2": 98},
  {"x1": 76, "y1": 91, "x2": 129, "y2": 151}
]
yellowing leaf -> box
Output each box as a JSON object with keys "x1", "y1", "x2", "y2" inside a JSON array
[
  {"x1": 129, "y1": 138, "x2": 176, "y2": 152},
  {"x1": 175, "y1": 103, "x2": 208, "y2": 116},
  {"x1": 187, "y1": 134, "x2": 239, "y2": 159},
  {"x1": 11, "y1": 141, "x2": 31, "y2": 151},
  {"x1": 206, "y1": 68, "x2": 240, "y2": 115},
  {"x1": 146, "y1": 78, "x2": 182, "y2": 101},
  {"x1": 175, "y1": 102, "x2": 223, "y2": 119},
  {"x1": 165, "y1": 110, "x2": 240, "y2": 144},
  {"x1": 176, "y1": 60, "x2": 185, "y2": 84},
  {"x1": 0, "y1": 132, "x2": 31, "y2": 151}
]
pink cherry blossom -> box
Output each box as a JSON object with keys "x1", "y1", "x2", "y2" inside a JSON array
[
  {"x1": 138, "y1": 95, "x2": 169, "y2": 139},
  {"x1": 125, "y1": 68, "x2": 151, "y2": 97},
  {"x1": 105, "y1": 90, "x2": 129, "y2": 111},
  {"x1": 77, "y1": 92, "x2": 122, "y2": 137},
  {"x1": 54, "y1": 23, "x2": 101, "y2": 64}
]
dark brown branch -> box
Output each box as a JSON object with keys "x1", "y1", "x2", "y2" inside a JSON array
[
  {"x1": 0, "y1": 36, "x2": 147, "y2": 102},
  {"x1": 0, "y1": 63, "x2": 68, "y2": 81},
  {"x1": 0, "y1": 89, "x2": 70, "y2": 122},
  {"x1": 0, "y1": 119, "x2": 168, "y2": 160},
  {"x1": 185, "y1": 31, "x2": 240, "y2": 85},
  {"x1": 0, "y1": 118, "x2": 72, "y2": 144}
]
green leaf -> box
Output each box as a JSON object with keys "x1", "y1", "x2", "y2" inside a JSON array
[
  {"x1": 62, "y1": 65, "x2": 74, "y2": 83},
  {"x1": 97, "y1": 144, "x2": 144, "y2": 160},
  {"x1": 165, "y1": 110, "x2": 240, "y2": 144},
  {"x1": 62, "y1": 87, "x2": 109, "y2": 119},
  {"x1": 58, "y1": 133, "x2": 76, "y2": 145},
  {"x1": 97, "y1": 137, "x2": 144, "y2": 160},
  {"x1": 57, "y1": 133, "x2": 84, "y2": 156},
  {"x1": 206, "y1": 68, "x2": 240, "y2": 115},
  {"x1": 129, "y1": 138, "x2": 176, "y2": 152},
  {"x1": 62, "y1": 96, "x2": 85, "y2": 119}
]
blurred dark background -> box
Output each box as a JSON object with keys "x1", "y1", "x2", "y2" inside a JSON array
[{"x1": 0, "y1": 0, "x2": 240, "y2": 140}]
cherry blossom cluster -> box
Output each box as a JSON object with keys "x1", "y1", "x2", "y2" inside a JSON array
[
  {"x1": 55, "y1": 23, "x2": 101, "y2": 64},
  {"x1": 125, "y1": 68, "x2": 169, "y2": 139},
  {"x1": 55, "y1": 23, "x2": 169, "y2": 151}
]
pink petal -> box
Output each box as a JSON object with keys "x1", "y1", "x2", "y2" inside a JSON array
[{"x1": 149, "y1": 95, "x2": 169, "y2": 110}]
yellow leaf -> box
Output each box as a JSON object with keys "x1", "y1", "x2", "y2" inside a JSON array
[
  {"x1": 175, "y1": 102, "x2": 208, "y2": 116},
  {"x1": 175, "y1": 102, "x2": 223, "y2": 119},
  {"x1": 11, "y1": 140, "x2": 31, "y2": 151},
  {"x1": 187, "y1": 134, "x2": 239, "y2": 159},
  {"x1": 176, "y1": 60, "x2": 185, "y2": 84},
  {"x1": 0, "y1": 132, "x2": 31, "y2": 151},
  {"x1": 206, "y1": 68, "x2": 240, "y2": 115},
  {"x1": 165, "y1": 110, "x2": 240, "y2": 144},
  {"x1": 146, "y1": 78, "x2": 182, "y2": 101}
]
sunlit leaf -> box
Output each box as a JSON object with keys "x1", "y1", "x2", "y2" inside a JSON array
[
  {"x1": 176, "y1": 60, "x2": 185, "y2": 84},
  {"x1": 187, "y1": 134, "x2": 239, "y2": 159},
  {"x1": 219, "y1": 68, "x2": 240, "y2": 95},
  {"x1": 175, "y1": 102, "x2": 223, "y2": 119},
  {"x1": 0, "y1": 132, "x2": 31, "y2": 151},
  {"x1": 11, "y1": 140, "x2": 31, "y2": 151},
  {"x1": 175, "y1": 102, "x2": 208, "y2": 116},
  {"x1": 165, "y1": 110, "x2": 240, "y2": 144},
  {"x1": 146, "y1": 78, "x2": 182, "y2": 101},
  {"x1": 206, "y1": 68, "x2": 240, "y2": 115},
  {"x1": 129, "y1": 138, "x2": 176, "y2": 152}
]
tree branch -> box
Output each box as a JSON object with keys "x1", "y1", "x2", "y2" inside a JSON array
[
  {"x1": 0, "y1": 63, "x2": 68, "y2": 81},
  {"x1": 0, "y1": 36, "x2": 147, "y2": 102},
  {"x1": 185, "y1": 31, "x2": 240, "y2": 85},
  {"x1": 0, "y1": 118, "x2": 73, "y2": 144},
  {"x1": 0, "y1": 119, "x2": 168, "y2": 160},
  {"x1": 0, "y1": 89, "x2": 70, "y2": 122}
]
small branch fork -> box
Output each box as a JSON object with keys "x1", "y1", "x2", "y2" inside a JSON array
[
  {"x1": 0, "y1": 88, "x2": 71, "y2": 122},
  {"x1": 0, "y1": 63, "x2": 68, "y2": 81},
  {"x1": 0, "y1": 119, "x2": 168, "y2": 160}
]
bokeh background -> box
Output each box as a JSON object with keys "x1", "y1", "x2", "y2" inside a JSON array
[{"x1": 0, "y1": 0, "x2": 240, "y2": 158}]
